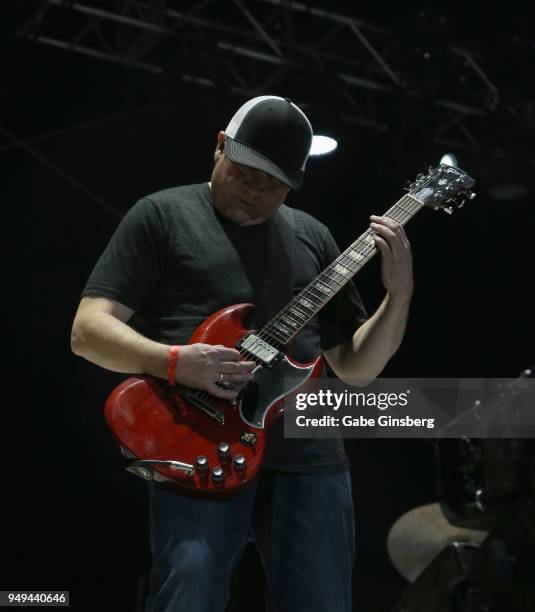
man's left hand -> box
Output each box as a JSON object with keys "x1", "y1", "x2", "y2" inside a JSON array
[{"x1": 370, "y1": 215, "x2": 413, "y2": 301}]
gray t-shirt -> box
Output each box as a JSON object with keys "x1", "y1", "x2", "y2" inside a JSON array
[{"x1": 83, "y1": 182, "x2": 367, "y2": 472}]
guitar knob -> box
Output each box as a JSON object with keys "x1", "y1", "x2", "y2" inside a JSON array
[
  {"x1": 195, "y1": 455, "x2": 209, "y2": 474},
  {"x1": 217, "y1": 442, "x2": 231, "y2": 459},
  {"x1": 234, "y1": 455, "x2": 246, "y2": 471},
  {"x1": 211, "y1": 466, "x2": 225, "y2": 483}
]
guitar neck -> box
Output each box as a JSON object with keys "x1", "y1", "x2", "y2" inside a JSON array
[{"x1": 261, "y1": 193, "x2": 424, "y2": 346}]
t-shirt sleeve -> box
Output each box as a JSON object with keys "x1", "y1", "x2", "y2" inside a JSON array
[
  {"x1": 319, "y1": 229, "x2": 368, "y2": 351},
  {"x1": 82, "y1": 197, "x2": 167, "y2": 311}
]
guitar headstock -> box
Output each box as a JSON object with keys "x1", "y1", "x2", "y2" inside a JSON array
[{"x1": 406, "y1": 164, "x2": 476, "y2": 214}]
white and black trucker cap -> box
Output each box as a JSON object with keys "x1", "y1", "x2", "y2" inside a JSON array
[{"x1": 224, "y1": 95, "x2": 313, "y2": 191}]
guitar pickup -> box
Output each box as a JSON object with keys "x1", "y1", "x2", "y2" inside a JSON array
[{"x1": 236, "y1": 334, "x2": 283, "y2": 369}]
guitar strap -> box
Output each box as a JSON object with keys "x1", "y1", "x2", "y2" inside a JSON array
[{"x1": 248, "y1": 204, "x2": 295, "y2": 333}]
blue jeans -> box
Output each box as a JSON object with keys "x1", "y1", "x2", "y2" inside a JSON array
[{"x1": 145, "y1": 469, "x2": 355, "y2": 612}]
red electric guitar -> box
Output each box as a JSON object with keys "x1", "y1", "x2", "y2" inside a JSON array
[{"x1": 105, "y1": 164, "x2": 475, "y2": 498}]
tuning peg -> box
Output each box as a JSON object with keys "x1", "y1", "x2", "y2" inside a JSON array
[
  {"x1": 403, "y1": 181, "x2": 415, "y2": 191},
  {"x1": 467, "y1": 191, "x2": 476, "y2": 200},
  {"x1": 443, "y1": 206, "x2": 454, "y2": 215},
  {"x1": 416, "y1": 173, "x2": 425, "y2": 182}
]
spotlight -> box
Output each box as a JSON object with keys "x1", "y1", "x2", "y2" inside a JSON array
[
  {"x1": 440, "y1": 153, "x2": 458, "y2": 167},
  {"x1": 310, "y1": 135, "x2": 338, "y2": 156}
]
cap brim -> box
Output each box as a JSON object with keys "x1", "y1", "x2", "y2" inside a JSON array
[{"x1": 225, "y1": 136, "x2": 304, "y2": 191}]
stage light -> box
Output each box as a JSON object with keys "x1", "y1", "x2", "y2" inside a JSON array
[
  {"x1": 310, "y1": 135, "x2": 338, "y2": 156},
  {"x1": 440, "y1": 153, "x2": 458, "y2": 167}
]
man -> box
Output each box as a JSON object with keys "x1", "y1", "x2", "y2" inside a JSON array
[{"x1": 71, "y1": 95, "x2": 413, "y2": 611}]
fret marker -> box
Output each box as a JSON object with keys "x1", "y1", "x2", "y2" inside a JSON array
[
  {"x1": 288, "y1": 308, "x2": 305, "y2": 321},
  {"x1": 299, "y1": 297, "x2": 314, "y2": 309},
  {"x1": 315, "y1": 282, "x2": 332, "y2": 295},
  {"x1": 281, "y1": 316, "x2": 298, "y2": 328},
  {"x1": 347, "y1": 250, "x2": 364, "y2": 262},
  {"x1": 274, "y1": 323, "x2": 291, "y2": 334},
  {"x1": 334, "y1": 263, "x2": 350, "y2": 276}
]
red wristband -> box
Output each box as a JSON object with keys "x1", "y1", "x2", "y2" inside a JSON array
[{"x1": 167, "y1": 346, "x2": 180, "y2": 386}]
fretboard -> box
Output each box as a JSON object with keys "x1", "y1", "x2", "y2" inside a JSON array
[{"x1": 261, "y1": 194, "x2": 424, "y2": 345}]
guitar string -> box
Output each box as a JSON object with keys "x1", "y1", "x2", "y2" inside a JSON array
[
  {"x1": 255, "y1": 194, "x2": 422, "y2": 346},
  {"x1": 259, "y1": 200, "x2": 420, "y2": 344},
  {"x1": 190, "y1": 195, "x2": 422, "y2": 409},
  {"x1": 190, "y1": 194, "x2": 423, "y2": 408},
  {"x1": 190, "y1": 194, "x2": 422, "y2": 409}
]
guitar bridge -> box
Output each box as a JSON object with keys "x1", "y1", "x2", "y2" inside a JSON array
[
  {"x1": 236, "y1": 334, "x2": 283, "y2": 369},
  {"x1": 179, "y1": 388, "x2": 225, "y2": 424}
]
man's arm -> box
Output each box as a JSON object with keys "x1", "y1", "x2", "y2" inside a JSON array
[
  {"x1": 324, "y1": 292, "x2": 410, "y2": 383},
  {"x1": 71, "y1": 296, "x2": 254, "y2": 399},
  {"x1": 71, "y1": 296, "x2": 168, "y2": 375},
  {"x1": 324, "y1": 215, "x2": 413, "y2": 384}
]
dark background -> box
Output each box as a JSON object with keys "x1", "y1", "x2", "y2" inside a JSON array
[{"x1": 5, "y1": 1, "x2": 534, "y2": 610}]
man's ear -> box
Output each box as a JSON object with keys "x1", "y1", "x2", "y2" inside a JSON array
[{"x1": 214, "y1": 131, "x2": 226, "y2": 162}]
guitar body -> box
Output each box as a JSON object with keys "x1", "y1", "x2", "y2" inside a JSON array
[{"x1": 105, "y1": 303, "x2": 323, "y2": 499}]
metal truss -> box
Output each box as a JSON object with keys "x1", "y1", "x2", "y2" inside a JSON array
[{"x1": 17, "y1": 0, "x2": 505, "y2": 151}]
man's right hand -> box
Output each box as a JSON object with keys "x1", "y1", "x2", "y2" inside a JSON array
[{"x1": 175, "y1": 343, "x2": 256, "y2": 399}]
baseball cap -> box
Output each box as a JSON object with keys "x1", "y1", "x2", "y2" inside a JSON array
[{"x1": 224, "y1": 95, "x2": 313, "y2": 191}]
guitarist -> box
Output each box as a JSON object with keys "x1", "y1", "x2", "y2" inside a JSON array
[{"x1": 71, "y1": 96, "x2": 413, "y2": 612}]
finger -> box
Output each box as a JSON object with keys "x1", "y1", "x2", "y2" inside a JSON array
[
  {"x1": 371, "y1": 215, "x2": 403, "y2": 231},
  {"x1": 371, "y1": 216, "x2": 411, "y2": 249},
  {"x1": 206, "y1": 381, "x2": 239, "y2": 400},
  {"x1": 370, "y1": 222, "x2": 396, "y2": 242},
  {"x1": 373, "y1": 234, "x2": 392, "y2": 260},
  {"x1": 219, "y1": 361, "x2": 256, "y2": 374},
  {"x1": 371, "y1": 217, "x2": 408, "y2": 245},
  {"x1": 218, "y1": 371, "x2": 255, "y2": 383},
  {"x1": 387, "y1": 221, "x2": 410, "y2": 249},
  {"x1": 213, "y1": 346, "x2": 242, "y2": 361},
  {"x1": 371, "y1": 222, "x2": 407, "y2": 257}
]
